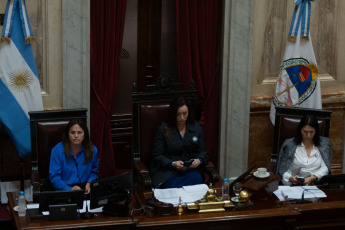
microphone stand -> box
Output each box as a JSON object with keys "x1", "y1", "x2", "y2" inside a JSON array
[
  {"x1": 81, "y1": 195, "x2": 94, "y2": 219},
  {"x1": 75, "y1": 162, "x2": 94, "y2": 219},
  {"x1": 293, "y1": 188, "x2": 316, "y2": 204}
]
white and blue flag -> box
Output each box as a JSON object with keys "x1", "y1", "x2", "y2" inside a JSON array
[
  {"x1": 270, "y1": 0, "x2": 322, "y2": 124},
  {"x1": 0, "y1": 0, "x2": 43, "y2": 158}
]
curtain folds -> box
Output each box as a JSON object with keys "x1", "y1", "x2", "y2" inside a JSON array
[
  {"x1": 90, "y1": 0, "x2": 127, "y2": 178},
  {"x1": 176, "y1": 0, "x2": 221, "y2": 163}
]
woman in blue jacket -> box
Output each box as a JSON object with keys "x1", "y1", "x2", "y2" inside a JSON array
[
  {"x1": 150, "y1": 97, "x2": 209, "y2": 188},
  {"x1": 49, "y1": 119, "x2": 99, "y2": 194}
]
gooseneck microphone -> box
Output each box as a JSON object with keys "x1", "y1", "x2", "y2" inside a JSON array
[{"x1": 293, "y1": 188, "x2": 319, "y2": 204}]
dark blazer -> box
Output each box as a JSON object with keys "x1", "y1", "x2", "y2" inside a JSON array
[
  {"x1": 150, "y1": 121, "x2": 209, "y2": 188},
  {"x1": 276, "y1": 136, "x2": 332, "y2": 177}
]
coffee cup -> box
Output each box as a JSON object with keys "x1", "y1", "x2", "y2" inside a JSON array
[{"x1": 257, "y1": 167, "x2": 267, "y2": 176}]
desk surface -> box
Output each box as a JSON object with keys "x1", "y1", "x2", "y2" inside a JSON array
[
  {"x1": 8, "y1": 189, "x2": 345, "y2": 230},
  {"x1": 7, "y1": 192, "x2": 136, "y2": 230}
]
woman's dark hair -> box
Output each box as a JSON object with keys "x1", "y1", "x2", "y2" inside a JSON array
[
  {"x1": 62, "y1": 119, "x2": 93, "y2": 164},
  {"x1": 294, "y1": 113, "x2": 320, "y2": 146},
  {"x1": 164, "y1": 97, "x2": 195, "y2": 138}
]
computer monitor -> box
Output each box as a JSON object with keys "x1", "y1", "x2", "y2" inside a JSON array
[
  {"x1": 39, "y1": 190, "x2": 84, "y2": 212},
  {"x1": 90, "y1": 175, "x2": 130, "y2": 210}
]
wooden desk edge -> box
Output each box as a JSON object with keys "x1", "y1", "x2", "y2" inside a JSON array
[{"x1": 7, "y1": 192, "x2": 137, "y2": 230}]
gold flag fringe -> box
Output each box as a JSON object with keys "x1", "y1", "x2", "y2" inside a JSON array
[
  {"x1": 25, "y1": 36, "x2": 35, "y2": 44},
  {"x1": 288, "y1": 35, "x2": 296, "y2": 43},
  {"x1": 0, "y1": 37, "x2": 11, "y2": 44},
  {"x1": 301, "y1": 36, "x2": 309, "y2": 41}
]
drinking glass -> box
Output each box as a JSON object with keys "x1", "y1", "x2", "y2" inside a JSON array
[{"x1": 231, "y1": 182, "x2": 242, "y2": 202}]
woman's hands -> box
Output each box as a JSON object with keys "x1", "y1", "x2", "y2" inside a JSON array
[
  {"x1": 190, "y1": 158, "x2": 201, "y2": 168},
  {"x1": 71, "y1": 182, "x2": 91, "y2": 194},
  {"x1": 289, "y1": 175, "x2": 317, "y2": 185},
  {"x1": 289, "y1": 175, "x2": 304, "y2": 185},
  {"x1": 85, "y1": 182, "x2": 91, "y2": 194},
  {"x1": 304, "y1": 175, "x2": 317, "y2": 185},
  {"x1": 71, "y1": 185, "x2": 81, "y2": 191},
  {"x1": 172, "y1": 161, "x2": 185, "y2": 170},
  {"x1": 172, "y1": 159, "x2": 201, "y2": 170}
]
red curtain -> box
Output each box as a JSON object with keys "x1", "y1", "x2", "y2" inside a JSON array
[
  {"x1": 176, "y1": 0, "x2": 221, "y2": 163},
  {"x1": 90, "y1": 0, "x2": 127, "y2": 178}
]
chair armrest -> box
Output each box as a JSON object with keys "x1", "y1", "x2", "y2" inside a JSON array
[
  {"x1": 31, "y1": 172, "x2": 40, "y2": 185},
  {"x1": 206, "y1": 161, "x2": 214, "y2": 168},
  {"x1": 134, "y1": 161, "x2": 149, "y2": 174},
  {"x1": 203, "y1": 161, "x2": 220, "y2": 185},
  {"x1": 133, "y1": 161, "x2": 152, "y2": 190}
]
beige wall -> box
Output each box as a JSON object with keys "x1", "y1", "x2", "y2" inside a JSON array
[{"x1": 0, "y1": 0, "x2": 63, "y2": 110}]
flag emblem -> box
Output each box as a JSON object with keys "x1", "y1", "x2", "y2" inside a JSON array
[
  {"x1": 273, "y1": 58, "x2": 318, "y2": 107},
  {"x1": 8, "y1": 68, "x2": 33, "y2": 92}
]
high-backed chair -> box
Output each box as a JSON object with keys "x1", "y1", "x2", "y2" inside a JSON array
[
  {"x1": 29, "y1": 109, "x2": 87, "y2": 194},
  {"x1": 271, "y1": 106, "x2": 332, "y2": 173},
  {"x1": 132, "y1": 75, "x2": 220, "y2": 204}
]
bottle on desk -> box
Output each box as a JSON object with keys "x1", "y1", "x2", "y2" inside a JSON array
[
  {"x1": 18, "y1": 191, "x2": 26, "y2": 217},
  {"x1": 222, "y1": 178, "x2": 229, "y2": 200}
]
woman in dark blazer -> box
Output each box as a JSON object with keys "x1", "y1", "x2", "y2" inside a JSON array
[{"x1": 150, "y1": 97, "x2": 209, "y2": 188}]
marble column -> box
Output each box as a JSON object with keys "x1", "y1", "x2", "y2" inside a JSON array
[
  {"x1": 219, "y1": 0, "x2": 253, "y2": 180},
  {"x1": 62, "y1": 0, "x2": 90, "y2": 124}
]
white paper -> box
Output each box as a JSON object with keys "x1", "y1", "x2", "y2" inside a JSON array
[
  {"x1": 27, "y1": 203, "x2": 39, "y2": 209},
  {"x1": 153, "y1": 184, "x2": 209, "y2": 206},
  {"x1": 81, "y1": 200, "x2": 103, "y2": 213},
  {"x1": 273, "y1": 186, "x2": 327, "y2": 201}
]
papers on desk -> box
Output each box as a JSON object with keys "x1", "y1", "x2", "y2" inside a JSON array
[
  {"x1": 81, "y1": 200, "x2": 103, "y2": 213},
  {"x1": 153, "y1": 184, "x2": 209, "y2": 206},
  {"x1": 273, "y1": 186, "x2": 327, "y2": 201}
]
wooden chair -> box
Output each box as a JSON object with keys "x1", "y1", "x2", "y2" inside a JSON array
[
  {"x1": 271, "y1": 106, "x2": 332, "y2": 174},
  {"x1": 132, "y1": 75, "x2": 220, "y2": 205},
  {"x1": 29, "y1": 109, "x2": 87, "y2": 196}
]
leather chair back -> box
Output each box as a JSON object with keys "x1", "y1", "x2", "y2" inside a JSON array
[
  {"x1": 35, "y1": 120, "x2": 69, "y2": 180},
  {"x1": 271, "y1": 106, "x2": 332, "y2": 168},
  {"x1": 132, "y1": 76, "x2": 197, "y2": 165},
  {"x1": 29, "y1": 109, "x2": 87, "y2": 183},
  {"x1": 138, "y1": 102, "x2": 170, "y2": 166}
]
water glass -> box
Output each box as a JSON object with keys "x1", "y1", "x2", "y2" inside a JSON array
[{"x1": 231, "y1": 182, "x2": 242, "y2": 202}]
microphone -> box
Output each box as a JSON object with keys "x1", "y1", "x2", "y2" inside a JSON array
[
  {"x1": 81, "y1": 197, "x2": 94, "y2": 219},
  {"x1": 293, "y1": 188, "x2": 319, "y2": 204}
]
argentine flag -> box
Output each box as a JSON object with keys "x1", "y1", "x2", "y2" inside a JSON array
[{"x1": 0, "y1": 0, "x2": 43, "y2": 158}]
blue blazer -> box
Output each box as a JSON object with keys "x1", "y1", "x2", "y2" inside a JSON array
[
  {"x1": 150, "y1": 121, "x2": 209, "y2": 187},
  {"x1": 276, "y1": 136, "x2": 332, "y2": 177}
]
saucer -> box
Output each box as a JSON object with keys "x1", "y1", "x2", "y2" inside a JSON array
[
  {"x1": 231, "y1": 197, "x2": 239, "y2": 203},
  {"x1": 253, "y1": 171, "x2": 270, "y2": 178},
  {"x1": 13, "y1": 206, "x2": 26, "y2": 212}
]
